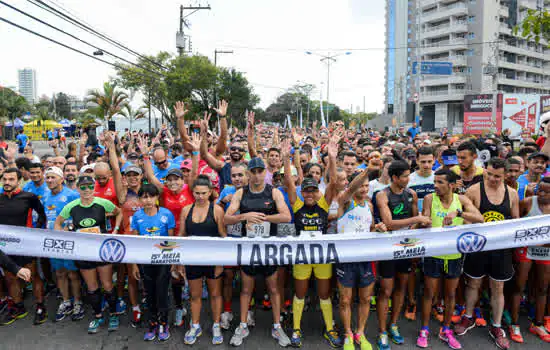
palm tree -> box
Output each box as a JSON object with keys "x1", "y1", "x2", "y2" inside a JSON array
[
  {"x1": 85, "y1": 82, "x2": 129, "y2": 123},
  {"x1": 120, "y1": 104, "x2": 146, "y2": 131}
]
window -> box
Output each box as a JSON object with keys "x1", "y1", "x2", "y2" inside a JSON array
[
  {"x1": 468, "y1": 16, "x2": 476, "y2": 23},
  {"x1": 468, "y1": 32, "x2": 475, "y2": 39},
  {"x1": 466, "y1": 49, "x2": 475, "y2": 56}
]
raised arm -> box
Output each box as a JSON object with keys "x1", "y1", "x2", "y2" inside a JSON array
[
  {"x1": 324, "y1": 134, "x2": 340, "y2": 206},
  {"x1": 175, "y1": 101, "x2": 191, "y2": 151},
  {"x1": 281, "y1": 139, "x2": 297, "y2": 205},
  {"x1": 339, "y1": 169, "x2": 369, "y2": 210},
  {"x1": 213, "y1": 100, "x2": 228, "y2": 157},
  {"x1": 139, "y1": 137, "x2": 163, "y2": 191},
  {"x1": 247, "y1": 111, "x2": 257, "y2": 159},
  {"x1": 78, "y1": 133, "x2": 88, "y2": 169},
  {"x1": 105, "y1": 132, "x2": 127, "y2": 204},
  {"x1": 199, "y1": 112, "x2": 225, "y2": 171},
  {"x1": 184, "y1": 132, "x2": 201, "y2": 187}
]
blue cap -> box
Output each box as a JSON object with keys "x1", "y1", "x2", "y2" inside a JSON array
[{"x1": 248, "y1": 157, "x2": 266, "y2": 170}]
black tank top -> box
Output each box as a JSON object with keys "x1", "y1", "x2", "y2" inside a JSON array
[
  {"x1": 384, "y1": 186, "x2": 414, "y2": 222},
  {"x1": 185, "y1": 202, "x2": 218, "y2": 237},
  {"x1": 240, "y1": 184, "x2": 277, "y2": 236},
  {"x1": 479, "y1": 180, "x2": 511, "y2": 222}
]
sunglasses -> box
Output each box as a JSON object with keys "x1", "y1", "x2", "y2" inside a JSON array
[
  {"x1": 155, "y1": 159, "x2": 167, "y2": 166},
  {"x1": 230, "y1": 147, "x2": 244, "y2": 152},
  {"x1": 95, "y1": 176, "x2": 108, "y2": 181},
  {"x1": 79, "y1": 184, "x2": 94, "y2": 191}
]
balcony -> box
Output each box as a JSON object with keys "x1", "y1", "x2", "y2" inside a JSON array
[
  {"x1": 501, "y1": 42, "x2": 546, "y2": 60},
  {"x1": 421, "y1": 20, "x2": 468, "y2": 40},
  {"x1": 421, "y1": 38, "x2": 468, "y2": 55},
  {"x1": 497, "y1": 74, "x2": 546, "y2": 89},
  {"x1": 419, "y1": 88, "x2": 470, "y2": 103},
  {"x1": 421, "y1": 74, "x2": 467, "y2": 86},
  {"x1": 422, "y1": 2, "x2": 468, "y2": 23},
  {"x1": 499, "y1": 5, "x2": 509, "y2": 17},
  {"x1": 420, "y1": 0, "x2": 439, "y2": 9},
  {"x1": 499, "y1": 22, "x2": 512, "y2": 34},
  {"x1": 499, "y1": 60, "x2": 545, "y2": 74}
]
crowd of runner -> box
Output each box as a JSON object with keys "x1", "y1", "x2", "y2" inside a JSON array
[{"x1": 0, "y1": 100, "x2": 549, "y2": 350}]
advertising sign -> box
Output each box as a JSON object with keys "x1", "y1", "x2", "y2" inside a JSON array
[
  {"x1": 541, "y1": 95, "x2": 550, "y2": 115},
  {"x1": 463, "y1": 94, "x2": 502, "y2": 134},
  {"x1": 502, "y1": 94, "x2": 541, "y2": 136}
]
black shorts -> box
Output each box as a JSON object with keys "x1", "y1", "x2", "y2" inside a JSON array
[
  {"x1": 378, "y1": 259, "x2": 413, "y2": 279},
  {"x1": 463, "y1": 249, "x2": 514, "y2": 282},
  {"x1": 75, "y1": 260, "x2": 111, "y2": 270},
  {"x1": 186, "y1": 266, "x2": 223, "y2": 281},
  {"x1": 423, "y1": 257, "x2": 463, "y2": 279},
  {"x1": 241, "y1": 265, "x2": 278, "y2": 278},
  {"x1": 9, "y1": 255, "x2": 34, "y2": 269},
  {"x1": 336, "y1": 262, "x2": 376, "y2": 288}
]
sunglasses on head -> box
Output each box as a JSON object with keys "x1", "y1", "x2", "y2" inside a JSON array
[
  {"x1": 79, "y1": 184, "x2": 94, "y2": 191},
  {"x1": 230, "y1": 146, "x2": 244, "y2": 152}
]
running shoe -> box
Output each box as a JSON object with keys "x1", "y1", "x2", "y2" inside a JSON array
[
  {"x1": 488, "y1": 325, "x2": 510, "y2": 350},
  {"x1": 0, "y1": 298, "x2": 8, "y2": 315},
  {"x1": 416, "y1": 329, "x2": 429, "y2": 348},
  {"x1": 404, "y1": 303, "x2": 416, "y2": 321},
  {"x1": 272, "y1": 325, "x2": 291, "y2": 347},
  {"x1": 184, "y1": 325, "x2": 203, "y2": 345},
  {"x1": 324, "y1": 329, "x2": 343, "y2": 348},
  {"x1": 158, "y1": 322, "x2": 171, "y2": 341},
  {"x1": 263, "y1": 294, "x2": 272, "y2": 310},
  {"x1": 355, "y1": 333, "x2": 372, "y2": 350},
  {"x1": 508, "y1": 324, "x2": 524, "y2": 343},
  {"x1": 433, "y1": 305, "x2": 444, "y2": 323},
  {"x1": 55, "y1": 301, "x2": 73, "y2": 322},
  {"x1": 451, "y1": 305, "x2": 465, "y2": 324},
  {"x1": 529, "y1": 323, "x2": 550, "y2": 343},
  {"x1": 247, "y1": 310, "x2": 256, "y2": 327},
  {"x1": 439, "y1": 328, "x2": 462, "y2": 349},
  {"x1": 131, "y1": 308, "x2": 142, "y2": 328},
  {"x1": 115, "y1": 298, "x2": 127, "y2": 315},
  {"x1": 545, "y1": 316, "x2": 550, "y2": 333},
  {"x1": 33, "y1": 304, "x2": 48, "y2": 325},
  {"x1": 144, "y1": 322, "x2": 157, "y2": 341},
  {"x1": 454, "y1": 315, "x2": 475, "y2": 336},
  {"x1": 212, "y1": 323, "x2": 223, "y2": 345},
  {"x1": 343, "y1": 334, "x2": 354, "y2": 350},
  {"x1": 474, "y1": 308, "x2": 487, "y2": 327},
  {"x1": 0, "y1": 304, "x2": 28, "y2": 325},
  {"x1": 291, "y1": 329, "x2": 303, "y2": 348},
  {"x1": 72, "y1": 301, "x2": 85, "y2": 321},
  {"x1": 174, "y1": 307, "x2": 186, "y2": 328},
  {"x1": 229, "y1": 324, "x2": 250, "y2": 346},
  {"x1": 370, "y1": 296, "x2": 377, "y2": 312},
  {"x1": 220, "y1": 311, "x2": 233, "y2": 330},
  {"x1": 88, "y1": 317, "x2": 104, "y2": 334},
  {"x1": 377, "y1": 332, "x2": 391, "y2": 350},
  {"x1": 108, "y1": 314, "x2": 119, "y2": 332},
  {"x1": 389, "y1": 324, "x2": 404, "y2": 345}
]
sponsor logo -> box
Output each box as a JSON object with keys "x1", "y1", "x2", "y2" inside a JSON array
[
  {"x1": 151, "y1": 241, "x2": 181, "y2": 264},
  {"x1": 43, "y1": 238, "x2": 74, "y2": 255},
  {"x1": 0, "y1": 235, "x2": 21, "y2": 244},
  {"x1": 392, "y1": 203, "x2": 404, "y2": 215},
  {"x1": 393, "y1": 237, "x2": 425, "y2": 259},
  {"x1": 482, "y1": 211, "x2": 504, "y2": 222},
  {"x1": 237, "y1": 243, "x2": 340, "y2": 266},
  {"x1": 514, "y1": 226, "x2": 550, "y2": 243},
  {"x1": 80, "y1": 218, "x2": 97, "y2": 227},
  {"x1": 145, "y1": 227, "x2": 160, "y2": 235},
  {"x1": 99, "y1": 238, "x2": 126, "y2": 263},
  {"x1": 457, "y1": 232, "x2": 487, "y2": 253}
]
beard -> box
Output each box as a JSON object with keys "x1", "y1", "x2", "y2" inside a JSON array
[
  {"x1": 65, "y1": 175, "x2": 76, "y2": 182},
  {"x1": 3, "y1": 184, "x2": 13, "y2": 192},
  {"x1": 230, "y1": 152, "x2": 243, "y2": 161}
]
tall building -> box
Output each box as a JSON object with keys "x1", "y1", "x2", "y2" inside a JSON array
[
  {"x1": 17, "y1": 68, "x2": 37, "y2": 105},
  {"x1": 385, "y1": 0, "x2": 550, "y2": 132}
]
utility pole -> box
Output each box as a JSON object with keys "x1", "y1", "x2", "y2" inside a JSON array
[
  {"x1": 415, "y1": 1, "x2": 422, "y2": 130},
  {"x1": 214, "y1": 49, "x2": 233, "y2": 67},
  {"x1": 176, "y1": 3, "x2": 211, "y2": 56}
]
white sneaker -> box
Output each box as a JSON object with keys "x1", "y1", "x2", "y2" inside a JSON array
[
  {"x1": 212, "y1": 324, "x2": 223, "y2": 345},
  {"x1": 247, "y1": 310, "x2": 256, "y2": 327},
  {"x1": 221, "y1": 311, "x2": 233, "y2": 330},
  {"x1": 272, "y1": 325, "x2": 291, "y2": 347},
  {"x1": 230, "y1": 324, "x2": 250, "y2": 346}
]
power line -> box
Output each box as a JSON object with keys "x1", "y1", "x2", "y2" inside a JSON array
[
  {"x1": 0, "y1": 0, "x2": 163, "y2": 77},
  {"x1": 25, "y1": 0, "x2": 168, "y2": 71}
]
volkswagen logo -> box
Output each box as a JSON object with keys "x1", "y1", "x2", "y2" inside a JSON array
[
  {"x1": 99, "y1": 238, "x2": 126, "y2": 263},
  {"x1": 456, "y1": 232, "x2": 487, "y2": 254}
]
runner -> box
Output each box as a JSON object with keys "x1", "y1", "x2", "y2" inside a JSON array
[
  {"x1": 0, "y1": 167, "x2": 47, "y2": 326},
  {"x1": 452, "y1": 142, "x2": 484, "y2": 194},
  {"x1": 54, "y1": 175, "x2": 122, "y2": 334},
  {"x1": 42, "y1": 166, "x2": 83, "y2": 322},
  {"x1": 63, "y1": 162, "x2": 79, "y2": 190},
  {"x1": 517, "y1": 152, "x2": 547, "y2": 200},
  {"x1": 180, "y1": 175, "x2": 227, "y2": 345},
  {"x1": 225, "y1": 157, "x2": 292, "y2": 347},
  {"x1": 416, "y1": 168, "x2": 483, "y2": 349},
  {"x1": 455, "y1": 158, "x2": 519, "y2": 349},
  {"x1": 129, "y1": 184, "x2": 176, "y2": 342},
  {"x1": 375, "y1": 160, "x2": 431, "y2": 350},
  {"x1": 504, "y1": 158, "x2": 522, "y2": 191}
]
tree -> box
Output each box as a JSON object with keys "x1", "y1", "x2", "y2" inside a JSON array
[
  {"x1": 514, "y1": 9, "x2": 550, "y2": 45},
  {"x1": 53, "y1": 92, "x2": 71, "y2": 119},
  {"x1": 217, "y1": 68, "x2": 260, "y2": 129},
  {"x1": 0, "y1": 87, "x2": 30, "y2": 121},
  {"x1": 120, "y1": 104, "x2": 146, "y2": 131},
  {"x1": 86, "y1": 82, "x2": 129, "y2": 122}
]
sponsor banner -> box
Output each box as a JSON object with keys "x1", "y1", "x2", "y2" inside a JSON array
[
  {"x1": 527, "y1": 246, "x2": 550, "y2": 261},
  {"x1": 463, "y1": 94, "x2": 502, "y2": 134},
  {"x1": 502, "y1": 93, "x2": 541, "y2": 137},
  {"x1": 541, "y1": 95, "x2": 550, "y2": 115},
  {"x1": 0, "y1": 216, "x2": 550, "y2": 266}
]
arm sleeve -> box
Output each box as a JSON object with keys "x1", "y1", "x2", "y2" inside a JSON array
[{"x1": 0, "y1": 250, "x2": 21, "y2": 275}]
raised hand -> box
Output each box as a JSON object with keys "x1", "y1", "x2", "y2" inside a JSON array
[
  {"x1": 247, "y1": 110, "x2": 255, "y2": 127},
  {"x1": 187, "y1": 132, "x2": 201, "y2": 152},
  {"x1": 213, "y1": 99, "x2": 229, "y2": 117},
  {"x1": 280, "y1": 138, "x2": 291, "y2": 159},
  {"x1": 174, "y1": 101, "x2": 188, "y2": 119},
  {"x1": 327, "y1": 137, "x2": 338, "y2": 159}
]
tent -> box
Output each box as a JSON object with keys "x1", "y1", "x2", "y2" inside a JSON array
[
  {"x1": 5, "y1": 118, "x2": 26, "y2": 128},
  {"x1": 59, "y1": 119, "x2": 73, "y2": 127},
  {"x1": 24, "y1": 120, "x2": 64, "y2": 141}
]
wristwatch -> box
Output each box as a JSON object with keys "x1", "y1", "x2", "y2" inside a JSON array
[{"x1": 456, "y1": 209, "x2": 463, "y2": 218}]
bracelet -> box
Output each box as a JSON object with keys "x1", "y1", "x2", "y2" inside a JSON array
[
  {"x1": 143, "y1": 156, "x2": 150, "y2": 160},
  {"x1": 192, "y1": 151, "x2": 199, "y2": 156}
]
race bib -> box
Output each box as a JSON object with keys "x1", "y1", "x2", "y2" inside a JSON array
[
  {"x1": 227, "y1": 222, "x2": 243, "y2": 237},
  {"x1": 527, "y1": 246, "x2": 550, "y2": 261},
  {"x1": 246, "y1": 221, "x2": 270, "y2": 238},
  {"x1": 300, "y1": 230, "x2": 322, "y2": 238},
  {"x1": 277, "y1": 223, "x2": 296, "y2": 237},
  {"x1": 78, "y1": 226, "x2": 101, "y2": 234}
]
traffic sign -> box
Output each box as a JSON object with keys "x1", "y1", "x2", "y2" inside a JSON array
[{"x1": 412, "y1": 61, "x2": 453, "y2": 75}]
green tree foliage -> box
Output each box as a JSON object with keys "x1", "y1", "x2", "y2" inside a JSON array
[
  {"x1": 86, "y1": 82, "x2": 129, "y2": 121},
  {"x1": 53, "y1": 92, "x2": 71, "y2": 119},
  {"x1": 514, "y1": 9, "x2": 550, "y2": 45},
  {"x1": 120, "y1": 104, "x2": 146, "y2": 131},
  {"x1": 0, "y1": 87, "x2": 30, "y2": 122}
]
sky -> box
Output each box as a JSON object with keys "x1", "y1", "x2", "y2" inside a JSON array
[{"x1": 0, "y1": 0, "x2": 386, "y2": 115}]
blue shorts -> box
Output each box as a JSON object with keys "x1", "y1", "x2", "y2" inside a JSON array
[
  {"x1": 50, "y1": 258, "x2": 78, "y2": 272},
  {"x1": 336, "y1": 262, "x2": 376, "y2": 288},
  {"x1": 423, "y1": 257, "x2": 463, "y2": 279}
]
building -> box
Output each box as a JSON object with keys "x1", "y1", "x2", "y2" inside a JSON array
[
  {"x1": 17, "y1": 68, "x2": 37, "y2": 105},
  {"x1": 385, "y1": 0, "x2": 550, "y2": 132}
]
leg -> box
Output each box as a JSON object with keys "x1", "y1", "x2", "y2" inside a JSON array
[
  {"x1": 265, "y1": 271, "x2": 281, "y2": 325},
  {"x1": 378, "y1": 278, "x2": 394, "y2": 332},
  {"x1": 31, "y1": 260, "x2": 44, "y2": 304},
  {"x1": 206, "y1": 268, "x2": 223, "y2": 323},
  {"x1": 390, "y1": 272, "x2": 409, "y2": 325},
  {"x1": 188, "y1": 278, "x2": 203, "y2": 325},
  {"x1": 317, "y1": 278, "x2": 334, "y2": 332},
  {"x1": 116, "y1": 264, "x2": 126, "y2": 299},
  {"x1": 338, "y1": 283, "x2": 353, "y2": 335},
  {"x1": 223, "y1": 268, "x2": 234, "y2": 314},
  {"x1": 97, "y1": 264, "x2": 115, "y2": 315},
  {"x1": 443, "y1": 278, "x2": 460, "y2": 328},
  {"x1": 422, "y1": 276, "x2": 439, "y2": 328},
  {"x1": 68, "y1": 271, "x2": 81, "y2": 302},
  {"x1": 534, "y1": 263, "x2": 550, "y2": 325},
  {"x1": 277, "y1": 267, "x2": 287, "y2": 312},
  {"x1": 141, "y1": 265, "x2": 158, "y2": 322},
  {"x1": 155, "y1": 265, "x2": 171, "y2": 323},
  {"x1": 293, "y1": 278, "x2": 309, "y2": 330},
  {"x1": 464, "y1": 277, "x2": 483, "y2": 316},
  {"x1": 127, "y1": 269, "x2": 138, "y2": 307},
  {"x1": 239, "y1": 272, "x2": 255, "y2": 324},
  {"x1": 510, "y1": 261, "x2": 532, "y2": 325},
  {"x1": 80, "y1": 268, "x2": 102, "y2": 317},
  {"x1": 357, "y1": 283, "x2": 375, "y2": 335},
  {"x1": 489, "y1": 279, "x2": 505, "y2": 326},
  {"x1": 55, "y1": 268, "x2": 70, "y2": 301}
]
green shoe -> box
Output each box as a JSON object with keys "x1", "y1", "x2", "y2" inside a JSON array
[
  {"x1": 344, "y1": 334, "x2": 355, "y2": 350},
  {"x1": 357, "y1": 334, "x2": 373, "y2": 350}
]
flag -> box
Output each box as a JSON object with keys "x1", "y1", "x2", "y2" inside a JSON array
[
  {"x1": 286, "y1": 114, "x2": 293, "y2": 129},
  {"x1": 299, "y1": 108, "x2": 303, "y2": 128},
  {"x1": 320, "y1": 100, "x2": 327, "y2": 128}
]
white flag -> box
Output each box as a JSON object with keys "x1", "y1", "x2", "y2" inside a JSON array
[
  {"x1": 300, "y1": 109, "x2": 303, "y2": 128},
  {"x1": 286, "y1": 114, "x2": 293, "y2": 129},
  {"x1": 320, "y1": 100, "x2": 327, "y2": 128}
]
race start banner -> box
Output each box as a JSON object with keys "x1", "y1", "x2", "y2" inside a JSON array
[{"x1": 1, "y1": 216, "x2": 550, "y2": 266}]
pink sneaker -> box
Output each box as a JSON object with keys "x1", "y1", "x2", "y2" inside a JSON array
[
  {"x1": 416, "y1": 329, "x2": 429, "y2": 348},
  {"x1": 439, "y1": 328, "x2": 462, "y2": 350}
]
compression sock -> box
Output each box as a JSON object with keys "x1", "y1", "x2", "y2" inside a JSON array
[
  {"x1": 320, "y1": 298, "x2": 334, "y2": 332},
  {"x1": 224, "y1": 301, "x2": 232, "y2": 313},
  {"x1": 292, "y1": 296, "x2": 305, "y2": 330}
]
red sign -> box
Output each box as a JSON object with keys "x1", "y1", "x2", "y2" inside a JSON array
[
  {"x1": 463, "y1": 94, "x2": 502, "y2": 134},
  {"x1": 505, "y1": 98, "x2": 517, "y2": 105}
]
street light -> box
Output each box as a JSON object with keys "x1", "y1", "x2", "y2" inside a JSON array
[{"x1": 306, "y1": 51, "x2": 352, "y2": 124}]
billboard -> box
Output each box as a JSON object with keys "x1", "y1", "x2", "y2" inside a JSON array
[
  {"x1": 502, "y1": 94, "x2": 541, "y2": 136},
  {"x1": 541, "y1": 95, "x2": 550, "y2": 115},
  {"x1": 463, "y1": 94, "x2": 502, "y2": 134}
]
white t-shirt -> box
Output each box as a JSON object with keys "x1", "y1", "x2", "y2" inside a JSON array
[{"x1": 368, "y1": 179, "x2": 390, "y2": 199}]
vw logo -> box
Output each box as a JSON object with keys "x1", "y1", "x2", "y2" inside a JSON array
[
  {"x1": 456, "y1": 232, "x2": 487, "y2": 254},
  {"x1": 99, "y1": 238, "x2": 126, "y2": 263}
]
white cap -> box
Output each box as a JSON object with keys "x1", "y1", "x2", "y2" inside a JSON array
[
  {"x1": 45, "y1": 166, "x2": 63, "y2": 178},
  {"x1": 423, "y1": 139, "x2": 432, "y2": 145},
  {"x1": 540, "y1": 111, "x2": 550, "y2": 126},
  {"x1": 80, "y1": 163, "x2": 95, "y2": 174}
]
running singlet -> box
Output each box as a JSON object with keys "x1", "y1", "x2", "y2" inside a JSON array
[
  {"x1": 452, "y1": 166, "x2": 484, "y2": 194},
  {"x1": 337, "y1": 200, "x2": 373, "y2": 235},
  {"x1": 60, "y1": 197, "x2": 115, "y2": 234},
  {"x1": 479, "y1": 180, "x2": 512, "y2": 222},
  {"x1": 431, "y1": 193, "x2": 463, "y2": 260},
  {"x1": 94, "y1": 178, "x2": 119, "y2": 231},
  {"x1": 121, "y1": 189, "x2": 142, "y2": 234},
  {"x1": 161, "y1": 184, "x2": 194, "y2": 233},
  {"x1": 384, "y1": 186, "x2": 414, "y2": 229},
  {"x1": 42, "y1": 187, "x2": 80, "y2": 230},
  {"x1": 517, "y1": 173, "x2": 543, "y2": 201},
  {"x1": 293, "y1": 196, "x2": 329, "y2": 238},
  {"x1": 219, "y1": 163, "x2": 232, "y2": 189},
  {"x1": 408, "y1": 172, "x2": 434, "y2": 212},
  {"x1": 185, "y1": 203, "x2": 219, "y2": 237},
  {"x1": 23, "y1": 181, "x2": 50, "y2": 227},
  {"x1": 131, "y1": 207, "x2": 175, "y2": 237},
  {"x1": 525, "y1": 196, "x2": 544, "y2": 217},
  {"x1": 240, "y1": 184, "x2": 278, "y2": 237}
]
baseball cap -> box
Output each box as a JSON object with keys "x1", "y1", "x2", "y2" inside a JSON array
[
  {"x1": 441, "y1": 149, "x2": 459, "y2": 166},
  {"x1": 181, "y1": 159, "x2": 192, "y2": 170},
  {"x1": 77, "y1": 175, "x2": 94, "y2": 186},
  {"x1": 301, "y1": 177, "x2": 319, "y2": 190},
  {"x1": 167, "y1": 168, "x2": 184, "y2": 178},
  {"x1": 123, "y1": 165, "x2": 143, "y2": 175},
  {"x1": 127, "y1": 152, "x2": 139, "y2": 160},
  {"x1": 248, "y1": 157, "x2": 266, "y2": 170},
  {"x1": 45, "y1": 166, "x2": 63, "y2": 178},
  {"x1": 80, "y1": 163, "x2": 95, "y2": 174},
  {"x1": 527, "y1": 152, "x2": 550, "y2": 162}
]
